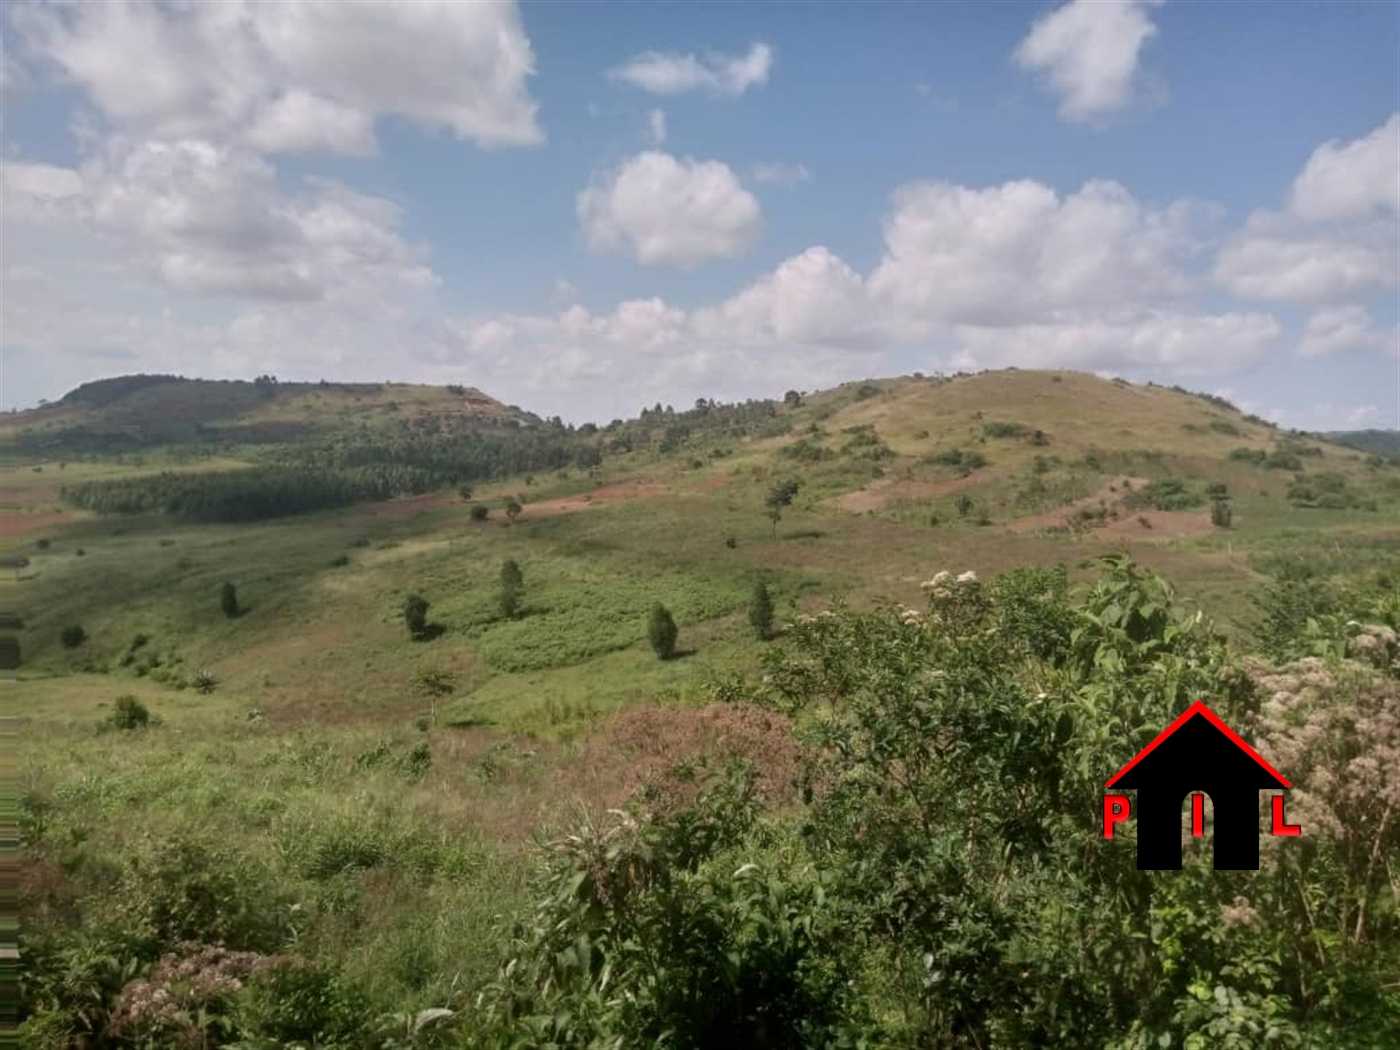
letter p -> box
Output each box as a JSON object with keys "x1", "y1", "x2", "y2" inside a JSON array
[{"x1": 1103, "y1": 794, "x2": 1131, "y2": 838}]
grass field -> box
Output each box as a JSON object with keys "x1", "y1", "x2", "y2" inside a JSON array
[{"x1": 7, "y1": 368, "x2": 1399, "y2": 1044}]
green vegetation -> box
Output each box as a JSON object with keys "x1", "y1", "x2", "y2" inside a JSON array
[
  {"x1": 748, "y1": 581, "x2": 775, "y2": 639},
  {"x1": 220, "y1": 580, "x2": 239, "y2": 618},
  {"x1": 59, "y1": 624, "x2": 86, "y2": 648},
  {"x1": 9, "y1": 368, "x2": 1400, "y2": 1048},
  {"x1": 498, "y1": 559, "x2": 524, "y2": 619},
  {"x1": 648, "y1": 602, "x2": 679, "y2": 660}
]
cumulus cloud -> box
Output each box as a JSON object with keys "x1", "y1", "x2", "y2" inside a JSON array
[
  {"x1": 1216, "y1": 114, "x2": 1400, "y2": 303},
  {"x1": 1297, "y1": 304, "x2": 1400, "y2": 359},
  {"x1": 751, "y1": 161, "x2": 811, "y2": 185},
  {"x1": 11, "y1": 0, "x2": 543, "y2": 152},
  {"x1": 3, "y1": 138, "x2": 436, "y2": 302},
  {"x1": 867, "y1": 178, "x2": 1198, "y2": 327},
  {"x1": 950, "y1": 309, "x2": 1280, "y2": 376},
  {"x1": 1289, "y1": 115, "x2": 1400, "y2": 224},
  {"x1": 609, "y1": 42, "x2": 772, "y2": 98},
  {"x1": 1013, "y1": 0, "x2": 1162, "y2": 123},
  {"x1": 576, "y1": 151, "x2": 763, "y2": 268}
]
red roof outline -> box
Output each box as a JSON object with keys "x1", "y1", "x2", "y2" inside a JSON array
[{"x1": 1105, "y1": 700, "x2": 1291, "y2": 789}]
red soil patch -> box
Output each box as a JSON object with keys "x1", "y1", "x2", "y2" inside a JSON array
[
  {"x1": 688, "y1": 473, "x2": 735, "y2": 494},
  {"x1": 0, "y1": 510, "x2": 76, "y2": 537},
  {"x1": 1098, "y1": 510, "x2": 1216, "y2": 541},
  {"x1": 515, "y1": 481, "x2": 667, "y2": 519},
  {"x1": 1009, "y1": 476, "x2": 1147, "y2": 533},
  {"x1": 355, "y1": 492, "x2": 456, "y2": 522},
  {"x1": 826, "y1": 474, "x2": 979, "y2": 513}
]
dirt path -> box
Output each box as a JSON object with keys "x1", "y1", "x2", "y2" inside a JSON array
[
  {"x1": 519, "y1": 481, "x2": 668, "y2": 519},
  {"x1": 1008, "y1": 476, "x2": 1146, "y2": 533},
  {"x1": 825, "y1": 474, "x2": 980, "y2": 513}
]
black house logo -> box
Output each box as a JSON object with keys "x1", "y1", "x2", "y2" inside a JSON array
[{"x1": 1102, "y1": 701, "x2": 1300, "y2": 870}]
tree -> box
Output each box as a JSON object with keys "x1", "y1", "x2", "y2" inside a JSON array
[
  {"x1": 764, "y1": 477, "x2": 802, "y2": 536},
  {"x1": 784, "y1": 389, "x2": 803, "y2": 408},
  {"x1": 470, "y1": 504, "x2": 490, "y2": 522},
  {"x1": 404, "y1": 594, "x2": 430, "y2": 640},
  {"x1": 499, "y1": 559, "x2": 524, "y2": 618},
  {"x1": 413, "y1": 668, "x2": 455, "y2": 728},
  {"x1": 505, "y1": 498, "x2": 523, "y2": 524},
  {"x1": 60, "y1": 624, "x2": 86, "y2": 648},
  {"x1": 956, "y1": 494, "x2": 975, "y2": 517},
  {"x1": 749, "y1": 581, "x2": 775, "y2": 640},
  {"x1": 1211, "y1": 498, "x2": 1234, "y2": 528},
  {"x1": 459, "y1": 484, "x2": 474, "y2": 501},
  {"x1": 648, "y1": 603, "x2": 678, "y2": 660},
  {"x1": 220, "y1": 582, "x2": 239, "y2": 618}
]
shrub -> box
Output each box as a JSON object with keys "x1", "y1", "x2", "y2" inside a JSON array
[
  {"x1": 956, "y1": 494, "x2": 975, "y2": 517},
  {"x1": 403, "y1": 594, "x2": 430, "y2": 639},
  {"x1": 749, "y1": 582, "x2": 775, "y2": 640},
  {"x1": 471, "y1": 504, "x2": 490, "y2": 522},
  {"x1": 499, "y1": 559, "x2": 524, "y2": 619},
  {"x1": 1206, "y1": 482, "x2": 1229, "y2": 498},
  {"x1": 0, "y1": 635, "x2": 18, "y2": 670},
  {"x1": 60, "y1": 624, "x2": 86, "y2": 648},
  {"x1": 193, "y1": 669, "x2": 217, "y2": 694},
  {"x1": 107, "y1": 695, "x2": 151, "y2": 730},
  {"x1": 220, "y1": 581, "x2": 239, "y2": 618},
  {"x1": 36, "y1": 537, "x2": 50, "y2": 550},
  {"x1": 1265, "y1": 450, "x2": 1302, "y2": 471},
  {"x1": 1210, "y1": 498, "x2": 1233, "y2": 528},
  {"x1": 75, "y1": 548, "x2": 85, "y2": 557},
  {"x1": 854, "y1": 382, "x2": 880, "y2": 400},
  {"x1": 1126, "y1": 478, "x2": 1202, "y2": 511},
  {"x1": 458, "y1": 484, "x2": 474, "y2": 501},
  {"x1": 327, "y1": 554, "x2": 350, "y2": 568},
  {"x1": 724, "y1": 536, "x2": 737, "y2": 549},
  {"x1": 648, "y1": 603, "x2": 679, "y2": 660},
  {"x1": 983, "y1": 421, "x2": 1026, "y2": 439},
  {"x1": 505, "y1": 498, "x2": 522, "y2": 524},
  {"x1": 1230, "y1": 447, "x2": 1267, "y2": 465}
]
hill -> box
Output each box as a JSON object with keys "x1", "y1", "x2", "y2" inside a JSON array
[
  {"x1": 1322, "y1": 428, "x2": 1400, "y2": 457},
  {"x1": 7, "y1": 367, "x2": 1399, "y2": 1046}
]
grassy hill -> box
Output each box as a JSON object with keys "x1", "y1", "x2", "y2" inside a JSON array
[{"x1": 8, "y1": 367, "x2": 1399, "y2": 1045}]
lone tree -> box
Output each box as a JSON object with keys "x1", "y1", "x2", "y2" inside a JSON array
[
  {"x1": 404, "y1": 593, "x2": 430, "y2": 640},
  {"x1": 783, "y1": 389, "x2": 803, "y2": 408},
  {"x1": 60, "y1": 624, "x2": 86, "y2": 649},
  {"x1": 505, "y1": 498, "x2": 523, "y2": 525},
  {"x1": 764, "y1": 477, "x2": 802, "y2": 536},
  {"x1": 499, "y1": 559, "x2": 524, "y2": 618},
  {"x1": 749, "y1": 581, "x2": 775, "y2": 640},
  {"x1": 1210, "y1": 498, "x2": 1233, "y2": 529},
  {"x1": 648, "y1": 603, "x2": 679, "y2": 660},
  {"x1": 470, "y1": 504, "x2": 490, "y2": 522},
  {"x1": 220, "y1": 582, "x2": 239, "y2": 618}
]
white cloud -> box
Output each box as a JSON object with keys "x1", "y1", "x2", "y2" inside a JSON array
[
  {"x1": 246, "y1": 90, "x2": 377, "y2": 156},
  {"x1": 646, "y1": 107, "x2": 667, "y2": 145},
  {"x1": 12, "y1": 0, "x2": 543, "y2": 152},
  {"x1": 576, "y1": 151, "x2": 762, "y2": 268},
  {"x1": 1298, "y1": 304, "x2": 1400, "y2": 359},
  {"x1": 609, "y1": 42, "x2": 772, "y2": 98},
  {"x1": 867, "y1": 177, "x2": 1198, "y2": 327},
  {"x1": 695, "y1": 247, "x2": 877, "y2": 348},
  {"x1": 1, "y1": 51, "x2": 29, "y2": 106},
  {"x1": 1013, "y1": 0, "x2": 1162, "y2": 123},
  {"x1": 549, "y1": 278, "x2": 580, "y2": 306},
  {"x1": 751, "y1": 161, "x2": 811, "y2": 185},
  {"x1": 1289, "y1": 114, "x2": 1400, "y2": 224},
  {"x1": 949, "y1": 309, "x2": 1281, "y2": 376},
  {"x1": 1216, "y1": 114, "x2": 1400, "y2": 303},
  {"x1": 3, "y1": 138, "x2": 435, "y2": 303}
]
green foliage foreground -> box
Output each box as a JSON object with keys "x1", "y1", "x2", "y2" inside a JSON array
[{"x1": 18, "y1": 557, "x2": 1400, "y2": 1048}]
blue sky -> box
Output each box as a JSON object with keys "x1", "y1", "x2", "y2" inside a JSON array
[{"x1": 2, "y1": 0, "x2": 1396, "y2": 428}]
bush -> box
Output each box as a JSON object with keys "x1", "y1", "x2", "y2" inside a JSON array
[
  {"x1": 499, "y1": 559, "x2": 524, "y2": 619},
  {"x1": 505, "y1": 498, "x2": 523, "y2": 523},
  {"x1": 220, "y1": 581, "x2": 239, "y2": 618},
  {"x1": 649, "y1": 603, "x2": 679, "y2": 660},
  {"x1": 1126, "y1": 478, "x2": 1202, "y2": 511},
  {"x1": 470, "y1": 504, "x2": 490, "y2": 522},
  {"x1": 404, "y1": 594, "x2": 430, "y2": 639},
  {"x1": 749, "y1": 582, "x2": 775, "y2": 640},
  {"x1": 1210, "y1": 498, "x2": 1233, "y2": 528},
  {"x1": 107, "y1": 694, "x2": 151, "y2": 730},
  {"x1": 983, "y1": 421, "x2": 1026, "y2": 439},
  {"x1": 36, "y1": 537, "x2": 50, "y2": 550},
  {"x1": 60, "y1": 624, "x2": 86, "y2": 648},
  {"x1": 956, "y1": 494, "x2": 975, "y2": 517}
]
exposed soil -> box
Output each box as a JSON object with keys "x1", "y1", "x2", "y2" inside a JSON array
[
  {"x1": 512, "y1": 481, "x2": 668, "y2": 519},
  {"x1": 826, "y1": 474, "x2": 980, "y2": 513},
  {"x1": 1008, "y1": 476, "x2": 1147, "y2": 533},
  {"x1": 0, "y1": 510, "x2": 77, "y2": 537},
  {"x1": 1098, "y1": 510, "x2": 1216, "y2": 541}
]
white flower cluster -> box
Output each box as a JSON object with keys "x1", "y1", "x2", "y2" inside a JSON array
[{"x1": 919, "y1": 569, "x2": 978, "y2": 601}]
